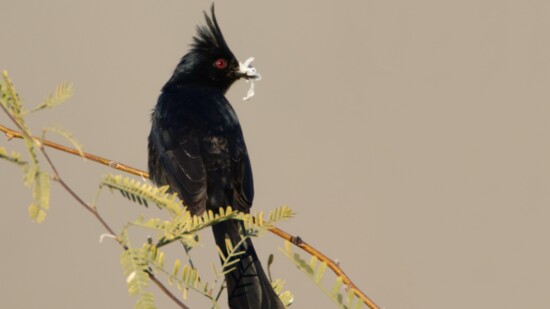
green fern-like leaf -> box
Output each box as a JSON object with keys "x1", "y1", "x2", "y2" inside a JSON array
[
  {"x1": 2, "y1": 72, "x2": 41, "y2": 182},
  {"x1": 134, "y1": 205, "x2": 293, "y2": 271},
  {"x1": 144, "y1": 246, "x2": 215, "y2": 305},
  {"x1": 101, "y1": 174, "x2": 181, "y2": 212},
  {"x1": 121, "y1": 245, "x2": 155, "y2": 309},
  {"x1": 0, "y1": 79, "x2": 8, "y2": 108},
  {"x1": 23, "y1": 158, "x2": 39, "y2": 187},
  {"x1": 0, "y1": 147, "x2": 27, "y2": 166},
  {"x1": 121, "y1": 249, "x2": 149, "y2": 294},
  {"x1": 171, "y1": 259, "x2": 181, "y2": 285},
  {"x1": 27, "y1": 203, "x2": 46, "y2": 223},
  {"x1": 28, "y1": 171, "x2": 50, "y2": 223},
  {"x1": 176, "y1": 262, "x2": 213, "y2": 301},
  {"x1": 43, "y1": 126, "x2": 84, "y2": 157},
  {"x1": 119, "y1": 227, "x2": 130, "y2": 248},
  {"x1": 313, "y1": 257, "x2": 327, "y2": 284},
  {"x1": 331, "y1": 277, "x2": 344, "y2": 298},
  {"x1": 135, "y1": 292, "x2": 156, "y2": 309},
  {"x1": 1, "y1": 71, "x2": 23, "y2": 116},
  {"x1": 268, "y1": 205, "x2": 295, "y2": 223},
  {"x1": 180, "y1": 265, "x2": 199, "y2": 294},
  {"x1": 240, "y1": 205, "x2": 295, "y2": 236},
  {"x1": 25, "y1": 81, "x2": 73, "y2": 115},
  {"x1": 280, "y1": 241, "x2": 365, "y2": 309},
  {"x1": 146, "y1": 206, "x2": 241, "y2": 248},
  {"x1": 216, "y1": 236, "x2": 247, "y2": 276},
  {"x1": 271, "y1": 279, "x2": 294, "y2": 307},
  {"x1": 1, "y1": 71, "x2": 52, "y2": 223},
  {"x1": 1, "y1": 71, "x2": 35, "y2": 138},
  {"x1": 129, "y1": 207, "x2": 238, "y2": 249}
]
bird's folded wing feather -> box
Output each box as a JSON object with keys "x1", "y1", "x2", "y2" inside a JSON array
[{"x1": 150, "y1": 125, "x2": 207, "y2": 214}]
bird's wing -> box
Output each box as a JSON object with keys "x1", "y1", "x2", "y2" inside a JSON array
[
  {"x1": 231, "y1": 146, "x2": 254, "y2": 213},
  {"x1": 149, "y1": 124, "x2": 207, "y2": 214}
]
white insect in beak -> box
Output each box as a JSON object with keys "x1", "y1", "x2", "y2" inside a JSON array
[{"x1": 238, "y1": 57, "x2": 262, "y2": 101}]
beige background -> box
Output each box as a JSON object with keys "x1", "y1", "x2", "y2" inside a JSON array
[{"x1": 1, "y1": 1, "x2": 550, "y2": 308}]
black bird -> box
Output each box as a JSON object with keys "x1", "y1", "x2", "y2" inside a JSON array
[{"x1": 148, "y1": 5, "x2": 285, "y2": 309}]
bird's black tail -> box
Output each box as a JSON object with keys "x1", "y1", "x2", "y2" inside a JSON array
[{"x1": 212, "y1": 220, "x2": 285, "y2": 309}]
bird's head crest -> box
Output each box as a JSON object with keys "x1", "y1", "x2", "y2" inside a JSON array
[{"x1": 191, "y1": 4, "x2": 231, "y2": 56}]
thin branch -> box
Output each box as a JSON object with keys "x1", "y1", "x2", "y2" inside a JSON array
[
  {"x1": 0, "y1": 121, "x2": 187, "y2": 308},
  {"x1": 148, "y1": 271, "x2": 190, "y2": 309},
  {"x1": 213, "y1": 283, "x2": 226, "y2": 304},
  {"x1": 42, "y1": 145, "x2": 119, "y2": 238},
  {"x1": 0, "y1": 123, "x2": 380, "y2": 309},
  {"x1": 270, "y1": 229, "x2": 379, "y2": 309},
  {"x1": 0, "y1": 124, "x2": 147, "y2": 177}
]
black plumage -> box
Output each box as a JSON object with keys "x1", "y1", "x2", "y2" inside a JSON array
[{"x1": 148, "y1": 5, "x2": 284, "y2": 309}]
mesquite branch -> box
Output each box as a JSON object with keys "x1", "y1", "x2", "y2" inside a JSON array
[{"x1": 0, "y1": 123, "x2": 379, "y2": 309}]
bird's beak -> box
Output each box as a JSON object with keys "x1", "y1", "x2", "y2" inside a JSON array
[{"x1": 237, "y1": 57, "x2": 262, "y2": 81}]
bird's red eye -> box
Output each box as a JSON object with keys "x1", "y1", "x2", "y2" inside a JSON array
[{"x1": 214, "y1": 58, "x2": 227, "y2": 69}]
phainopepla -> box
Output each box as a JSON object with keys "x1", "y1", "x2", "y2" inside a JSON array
[{"x1": 148, "y1": 5, "x2": 285, "y2": 309}]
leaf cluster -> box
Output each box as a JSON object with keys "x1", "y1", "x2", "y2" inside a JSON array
[
  {"x1": 0, "y1": 72, "x2": 75, "y2": 222},
  {"x1": 280, "y1": 241, "x2": 368, "y2": 309},
  {"x1": 103, "y1": 174, "x2": 294, "y2": 308}
]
